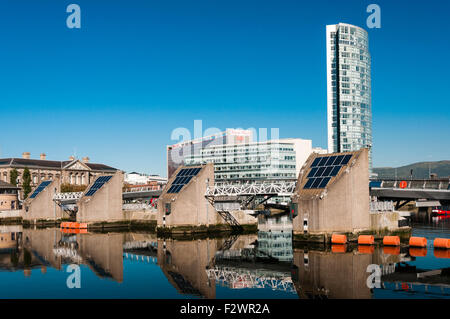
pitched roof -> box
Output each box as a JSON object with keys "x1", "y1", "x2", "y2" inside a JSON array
[
  {"x1": 0, "y1": 158, "x2": 117, "y2": 171},
  {"x1": 0, "y1": 180, "x2": 20, "y2": 189}
]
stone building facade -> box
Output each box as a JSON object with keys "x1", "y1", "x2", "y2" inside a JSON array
[
  {"x1": 0, "y1": 181, "x2": 20, "y2": 210},
  {"x1": 0, "y1": 152, "x2": 117, "y2": 199}
]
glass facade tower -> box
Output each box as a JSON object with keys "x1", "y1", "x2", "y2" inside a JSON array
[{"x1": 326, "y1": 23, "x2": 372, "y2": 169}]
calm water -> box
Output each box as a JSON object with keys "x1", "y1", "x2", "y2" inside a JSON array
[{"x1": 0, "y1": 215, "x2": 449, "y2": 299}]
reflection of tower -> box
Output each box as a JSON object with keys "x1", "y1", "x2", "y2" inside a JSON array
[{"x1": 157, "y1": 238, "x2": 219, "y2": 298}]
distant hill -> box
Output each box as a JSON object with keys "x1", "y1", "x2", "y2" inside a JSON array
[{"x1": 373, "y1": 161, "x2": 450, "y2": 179}]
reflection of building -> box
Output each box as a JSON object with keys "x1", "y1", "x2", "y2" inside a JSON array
[
  {"x1": 167, "y1": 129, "x2": 253, "y2": 179},
  {"x1": 186, "y1": 138, "x2": 314, "y2": 183},
  {"x1": 0, "y1": 153, "x2": 117, "y2": 198},
  {"x1": 292, "y1": 248, "x2": 372, "y2": 299},
  {"x1": 326, "y1": 23, "x2": 372, "y2": 168},
  {"x1": 257, "y1": 214, "x2": 293, "y2": 262},
  {"x1": 157, "y1": 238, "x2": 218, "y2": 298},
  {"x1": 0, "y1": 181, "x2": 20, "y2": 210}
]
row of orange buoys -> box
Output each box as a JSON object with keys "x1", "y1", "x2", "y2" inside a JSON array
[
  {"x1": 61, "y1": 228, "x2": 88, "y2": 234},
  {"x1": 330, "y1": 234, "x2": 450, "y2": 258},
  {"x1": 60, "y1": 222, "x2": 88, "y2": 229}
]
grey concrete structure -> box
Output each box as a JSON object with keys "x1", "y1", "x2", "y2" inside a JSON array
[
  {"x1": 22, "y1": 179, "x2": 63, "y2": 222},
  {"x1": 157, "y1": 164, "x2": 224, "y2": 230},
  {"x1": 292, "y1": 149, "x2": 370, "y2": 236},
  {"x1": 157, "y1": 238, "x2": 220, "y2": 298},
  {"x1": 292, "y1": 248, "x2": 372, "y2": 298},
  {"x1": 76, "y1": 171, "x2": 124, "y2": 223}
]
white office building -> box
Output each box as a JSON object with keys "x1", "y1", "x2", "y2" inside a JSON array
[
  {"x1": 185, "y1": 138, "x2": 314, "y2": 183},
  {"x1": 326, "y1": 23, "x2": 372, "y2": 168}
]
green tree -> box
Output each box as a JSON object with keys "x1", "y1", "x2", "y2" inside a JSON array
[
  {"x1": 22, "y1": 167, "x2": 32, "y2": 199},
  {"x1": 10, "y1": 169, "x2": 18, "y2": 186}
]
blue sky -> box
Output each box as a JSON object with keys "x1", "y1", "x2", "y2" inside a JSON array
[{"x1": 0, "y1": 0, "x2": 449, "y2": 176}]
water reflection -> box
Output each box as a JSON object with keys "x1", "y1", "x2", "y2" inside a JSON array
[{"x1": 0, "y1": 214, "x2": 449, "y2": 299}]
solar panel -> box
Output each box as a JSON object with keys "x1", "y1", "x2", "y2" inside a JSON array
[
  {"x1": 341, "y1": 154, "x2": 353, "y2": 165},
  {"x1": 85, "y1": 176, "x2": 113, "y2": 196},
  {"x1": 29, "y1": 181, "x2": 52, "y2": 199},
  {"x1": 311, "y1": 157, "x2": 321, "y2": 167},
  {"x1": 167, "y1": 167, "x2": 202, "y2": 193},
  {"x1": 303, "y1": 153, "x2": 354, "y2": 189},
  {"x1": 307, "y1": 167, "x2": 318, "y2": 178}
]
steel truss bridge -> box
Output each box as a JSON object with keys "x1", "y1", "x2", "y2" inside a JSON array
[
  {"x1": 206, "y1": 266, "x2": 296, "y2": 293},
  {"x1": 370, "y1": 178, "x2": 450, "y2": 209},
  {"x1": 205, "y1": 181, "x2": 296, "y2": 227}
]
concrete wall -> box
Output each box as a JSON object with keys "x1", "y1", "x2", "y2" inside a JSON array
[
  {"x1": 157, "y1": 164, "x2": 224, "y2": 228},
  {"x1": 22, "y1": 179, "x2": 63, "y2": 221},
  {"x1": 76, "y1": 172, "x2": 124, "y2": 223},
  {"x1": 293, "y1": 149, "x2": 370, "y2": 235},
  {"x1": 77, "y1": 232, "x2": 124, "y2": 283},
  {"x1": 157, "y1": 238, "x2": 221, "y2": 298},
  {"x1": 370, "y1": 211, "x2": 401, "y2": 231},
  {"x1": 292, "y1": 248, "x2": 372, "y2": 299}
]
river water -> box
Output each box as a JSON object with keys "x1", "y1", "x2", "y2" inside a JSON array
[{"x1": 0, "y1": 214, "x2": 449, "y2": 299}]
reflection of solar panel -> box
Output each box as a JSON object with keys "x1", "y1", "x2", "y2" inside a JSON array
[
  {"x1": 167, "y1": 167, "x2": 202, "y2": 193},
  {"x1": 29, "y1": 181, "x2": 52, "y2": 199},
  {"x1": 304, "y1": 154, "x2": 353, "y2": 189},
  {"x1": 85, "y1": 176, "x2": 113, "y2": 196}
]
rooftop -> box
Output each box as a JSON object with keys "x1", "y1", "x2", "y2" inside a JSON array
[{"x1": 0, "y1": 158, "x2": 117, "y2": 171}]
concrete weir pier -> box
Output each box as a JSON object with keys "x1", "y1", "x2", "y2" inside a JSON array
[
  {"x1": 157, "y1": 164, "x2": 256, "y2": 235},
  {"x1": 291, "y1": 148, "x2": 411, "y2": 243},
  {"x1": 23, "y1": 179, "x2": 63, "y2": 222},
  {"x1": 22, "y1": 172, "x2": 127, "y2": 227},
  {"x1": 157, "y1": 164, "x2": 225, "y2": 234}
]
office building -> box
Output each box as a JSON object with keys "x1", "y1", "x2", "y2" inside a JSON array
[
  {"x1": 167, "y1": 129, "x2": 253, "y2": 178},
  {"x1": 185, "y1": 138, "x2": 314, "y2": 183}
]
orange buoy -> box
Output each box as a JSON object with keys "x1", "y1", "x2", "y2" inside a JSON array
[
  {"x1": 399, "y1": 181, "x2": 407, "y2": 189},
  {"x1": 78, "y1": 223, "x2": 88, "y2": 229},
  {"x1": 409, "y1": 248, "x2": 427, "y2": 257},
  {"x1": 358, "y1": 235, "x2": 374, "y2": 245},
  {"x1": 358, "y1": 245, "x2": 374, "y2": 254},
  {"x1": 383, "y1": 236, "x2": 400, "y2": 246},
  {"x1": 60, "y1": 222, "x2": 67, "y2": 228},
  {"x1": 434, "y1": 238, "x2": 450, "y2": 249},
  {"x1": 383, "y1": 246, "x2": 400, "y2": 255},
  {"x1": 434, "y1": 249, "x2": 450, "y2": 259},
  {"x1": 409, "y1": 237, "x2": 427, "y2": 247},
  {"x1": 331, "y1": 234, "x2": 347, "y2": 244},
  {"x1": 332, "y1": 244, "x2": 347, "y2": 253}
]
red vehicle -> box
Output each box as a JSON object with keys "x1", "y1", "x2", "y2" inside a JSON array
[{"x1": 432, "y1": 206, "x2": 450, "y2": 215}]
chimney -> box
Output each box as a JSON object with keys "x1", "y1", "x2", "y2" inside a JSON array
[
  {"x1": 69, "y1": 156, "x2": 75, "y2": 161},
  {"x1": 22, "y1": 152, "x2": 30, "y2": 159},
  {"x1": 40, "y1": 153, "x2": 46, "y2": 160},
  {"x1": 82, "y1": 156, "x2": 90, "y2": 163}
]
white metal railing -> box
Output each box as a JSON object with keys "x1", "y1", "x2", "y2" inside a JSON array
[
  {"x1": 122, "y1": 203, "x2": 155, "y2": 211},
  {"x1": 123, "y1": 186, "x2": 162, "y2": 193},
  {"x1": 53, "y1": 192, "x2": 84, "y2": 201},
  {"x1": 206, "y1": 181, "x2": 296, "y2": 197},
  {"x1": 370, "y1": 200, "x2": 394, "y2": 212}
]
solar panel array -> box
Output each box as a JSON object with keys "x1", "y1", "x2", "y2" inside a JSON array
[
  {"x1": 167, "y1": 167, "x2": 202, "y2": 193},
  {"x1": 303, "y1": 154, "x2": 353, "y2": 189},
  {"x1": 29, "y1": 181, "x2": 52, "y2": 199},
  {"x1": 85, "y1": 176, "x2": 113, "y2": 196}
]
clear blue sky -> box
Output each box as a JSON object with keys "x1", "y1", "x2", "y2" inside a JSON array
[{"x1": 0, "y1": 0, "x2": 449, "y2": 176}]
